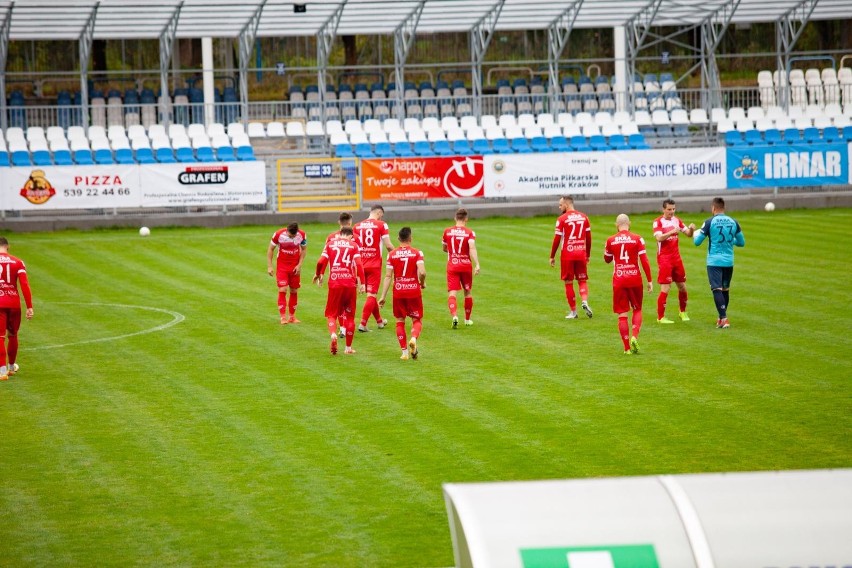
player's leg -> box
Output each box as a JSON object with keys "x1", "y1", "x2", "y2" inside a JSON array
[
  {"x1": 657, "y1": 260, "x2": 673, "y2": 322},
  {"x1": 577, "y1": 262, "x2": 592, "y2": 318},
  {"x1": 675, "y1": 278, "x2": 689, "y2": 321},
  {"x1": 613, "y1": 289, "x2": 631, "y2": 353},
  {"x1": 276, "y1": 268, "x2": 290, "y2": 323},
  {"x1": 720, "y1": 267, "x2": 733, "y2": 328},
  {"x1": 707, "y1": 266, "x2": 727, "y2": 326},
  {"x1": 462, "y1": 272, "x2": 474, "y2": 325},
  {"x1": 393, "y1": 299, "x2": 409, "y2": 359},
  {"x1": 0, "y1": 310, "x2": 9, "y2": 379},
  {"x1": 6, "y1": 311, "x2": 20, "y2": 374},
  {"x1": 287, "y1": 270, "x2": 301, "y2": 323},
  {"x1": 343, "y1": 289, "x2": 357, "y2": 353},
  {"x1": 561, "y1": 259, "x2": 577, "y2": 317},
  {"x1": 408, "y1": 298, "x2": 423, "y2": 359},
  {"x1": 325, "y1": 292, "x2": 339, "y2": 354},
  {"x1": 447, "y1": 271, "x2": 460, "y2": 327},
  {"x1": 629, "y1": 288, "x2": 644, "y2": 354}
]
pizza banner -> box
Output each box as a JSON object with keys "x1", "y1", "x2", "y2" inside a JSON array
[
  {"x1": 2, "y1": 165, "x2": 140, "y2": 210},
  {"x1": 360, "y1": 156, "x2": 485, "y2": 200}
]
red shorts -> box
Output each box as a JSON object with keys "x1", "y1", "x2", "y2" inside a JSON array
[
  {"x1": 447, "y1": 269, "x2": 473, "y2": 292},
  {"x1": 657, "y1": 257, "x2": 686, "y2": 284},
  {"x1": 324, "y1": 287, "x2": 356, "y2": 319},
  {"x1": 612, "y1": 286, "x2": 644, "y2": 314},
  {"x1": 276, "y1": 265, "x2": 301, "y2": 289},
  {"x1": 0, "y1": 308, "x2": 22, "y2": 335},
  {"x1": 560, "y1": 258, "x2": 588, "y2": 282},
  {"x1": 363, "y1": 267, "x2": 382, "y2": 294},
  {"x1": 392, "y1": 296, "x2": 423, "y2": 320}
]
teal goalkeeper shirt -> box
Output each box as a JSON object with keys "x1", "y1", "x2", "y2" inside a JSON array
[{"x1": 693, "y1": 213, "x2": 745, "y2": 267}]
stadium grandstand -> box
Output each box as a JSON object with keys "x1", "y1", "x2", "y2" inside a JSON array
[{"x1": 0, "y1": 0, "x2": 850, "y2": 228}]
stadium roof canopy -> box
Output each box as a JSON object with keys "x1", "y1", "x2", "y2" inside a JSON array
[{"x1": 0, "y1": 0, "x2": 847, "y2": 41}]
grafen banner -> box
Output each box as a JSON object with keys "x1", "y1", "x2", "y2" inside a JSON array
[
  {"x1": 2, "y1": 165, "x2": 140, "y2": 210},
  {"x1": 360, "y1": 156, "x2": 485, "y2": 200},
  {"x1": 726, "y1": 143, "x2": 849, "y2": 188},
  {"x1": 139, "y1": 162, "x2": 267, "y2": 206},
  {"x1": 605, "y1": 147, "x2": 726, "y2": 192},
  {"x1": 483, "y1": 153, "x2": 605, "y2": 197}
]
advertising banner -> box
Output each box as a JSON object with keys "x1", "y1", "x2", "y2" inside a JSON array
[
  {"x1": 360, "y1": 156, "x2": 484, "y2": 200},
  {"x1": 3, "y1": 165, "x2": 140, "y2": 210},
  {"x1": 483, "y1": 153, "x2": 605, "y2": 197},
  {"x1": 727, "y1": 143, "x2": 849, "y2": 188},
  {"x1": 138, "y1": 162, "x2": 267, "y2": 206},
  {"x1": 605, "y1": 147, "x2": 727, "y2": 192}
]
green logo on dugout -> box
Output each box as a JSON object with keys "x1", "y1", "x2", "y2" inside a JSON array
[{"x1": 520, "y1": 544, "x2": 659, "y2": 568}]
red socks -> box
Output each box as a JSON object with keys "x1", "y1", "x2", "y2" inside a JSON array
[
  {"x1": 278, "y1": 291, "x2": 287, "y2": 316},
  {"x1": 448, "y1": 296, "x2": 457, "y2": 317},
  {"x1": 396, "y1": 321, "x2": 407, "y2": 348},
  {"x1": 632, "y1": 310, "x2": 643, "y2": 338},
  {"x1": 657, "y1": 291, "x2": 668, "y2": 320},
  {"x1": 326, "y1": 317, "x2": 337, "y2": 336},
  {"x1": 6, "y1": 335, "x2": 16, "y2": 366},
  {"x1": 464, "y1": 297, "x2": 473, "y2": 320},
  {"x1": 678, "y1": 289, "x2": 688, "y2": 312},
  {"x1": 618, "y1": 316, "x2": 630, "y2": 350},
  {"x1": 578, "y1": 281, "x2": 589, "y2": 302},
  {"x1": 564, "y1": 282, "x2": 576, "y2": 311},
  {"x1": 345, "y1": 318, "x2": 355, "y2": 347},
  {"x1": 287, "y1": 292, "x2": 298, "y2": 316},
  {"x1": 361, "y1": 296, "x2": 376, "y2": 326}
]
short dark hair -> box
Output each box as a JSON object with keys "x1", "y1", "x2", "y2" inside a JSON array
[
  {"x1": 663, "y1": 198, "x2": 676, "y2": 207},
  {"x1": 370, "y1": 205, "x2": 384, "y2": 213},
  {"x1": 0, "y1": 237, "x2": 8, "y2": 247},
  {"x1": 712, "y1": 197, "x2": 725, "y2": 210},
  {"x1": 287, "y1": 222, "x2": 299, "y2": 235},
  {"x1": 455, "y1": 208, "x2": 468, "y2": 221},
  {"x1": 338, "y1": 212, "x2": 352, "y2": 224},
  {"x1": 339, "y1": 227, "x2": 353, "y2": 237},
  {"x1": 398, "y1": 226, "x2": 412, "y2": 242}
]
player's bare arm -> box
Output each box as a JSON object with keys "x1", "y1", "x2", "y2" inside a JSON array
[
  {"x1": 382, "y1": 235, "x2": 393, "y2": 252},
  {"x1": 266, "y1": 244, "x2": 276, "y2": 276},
  {"x1": 26, "y1": 307, "x2": 33, "y2": 319},
  {"x1": 378, "y1": 267, "x2": 393, "y2": 307},
  {"x1": 417, "y1": 261, "x2": 426, "y2": 289},
  {"x1": 469, "y1": 241, "x2": 481, "y2": 275},
  {"x1": 294, "y1": 245, "x2": 307, "y2": 274}
]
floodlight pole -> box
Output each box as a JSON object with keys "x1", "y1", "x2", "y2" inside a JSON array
[
  {"x1": 79, "y1": 2, "x2": 99, "y2": 133},
  {"x1": 547, "y1": 0, "x2": 583, "y2": 117},
  {"x1": 317, "y1": 1, "x2": 346, "y2": 122},
  {"x1": 238, "y1": 0, "x2": 266, "y2": 124},
  {"x1": 393, "y1": 1, "x2": 425, "y2": 122},
  {"x1": 469, "y1": 0, "x2": 504, "y2": 118},
  {"x1": 775, "y1": 0, "x2": 818, "y2": 111},
  {"x1": 159, "y1": 2, "x2": 182, "y2": 127},
  {"x1": 0, "y1": 3, "x2": 13, "y2": 131}
]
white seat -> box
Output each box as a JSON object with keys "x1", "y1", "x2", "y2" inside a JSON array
[
  {"x1": 421, "y1": 116, "x2": 440, "y2": 131},
  {"x1": 265, "y1": 122, "x2": 285, "y2": 137},
  {"x1": 348, "y1": 131, "x2": 368, "y2": 145},
  {"x1": 387, "y1": 130, "x2": 408, "y2": 144},
  {"x1": 497, "y1": 114, "x2": 516, "y2": 129},
  {"x1": 446, "y1": 128, "x2": 466, "y2": 142},
  {"x1": 402, "y1": 117, "x2": 421, "y2": 132},
  {"x1": 26, "y1": 126, "x2": 46, "y2": 143},
  {"x1": 794, "y1": 116, "x2": 812, "y2": 129},
  {"x1": 247, "y1": 122, "x2": 266, "y2": 138},
  {"x1": 773, "y1": 116, "x2": 794, "y2": 131},
  {"x1": 325, "y1": 120, "x2": 343, "y2": 135},
  {"x1": 735, "y1": 119, "x2": 754, "y2": 132},
  {"x1": 344, "y1": 119, "x2": 363, "y2": 135},
  {"x1": 600, "y1": 123, "x2": 621, "y2": 137},
  {"x1": 689, "y1": 108, "x2": 709, "y2": 125},
  {"x1": 368, "y1": 131, "x2": 388, "y2": 144},
  {"x1": 573, "y1": 112, "x2": 593, "y2": 127},
  {"x1": 186, "y1": 123, "x2": 205, "y2": 139},
  {"x1": 210, "y1": 135, "x2": 232, "y2": 148},
  {"x1": 633, "y1": 110, "x2": 652, "y2": 126},
  {"x1": 382, "y1": 118, "x2": 402, "y2": 133},
  {"x1": 709, "y1": 107, "x2": 727, "y2": 123},
  {"x1": 765, "y1": 106, "x2": 785, "y2": 121},
  {"x1": 407, "y1": 130, "x2": 427, "y2": 143},
  {"x1": 754, "y1": 118, "x2": 774, "y2": 132},
  {"x1": 45, "y1": 126, "x2": 66, "y2": 143},
  {"x1": 306, "y1": 121, "x2": 325, "y2": 136},
  {"x1": 504, "y1": 125, "x2": 524, "y2": 140},
  {"x1": 728, "y1": 107, "x2": 746, "y2": 122},
  {"x1": 651, "y1": 109, "x2": 670, "y2": 125},
  {"x1": 465, "y1": 126, "x2": 485, "y2": 141},
  {"x1": 286, "y1": 121, "x2": 305, "y2": 137},
  {"x1": 28, "y1": 139, "x2": 49, "y2": 152},
  {"x1": 536, "y1": 114, "x2": 554, "y2": 128},
  {"x1": 441, "y1": 116, "x2": 460, "y2": 131},
  {"x1": 207, "y1": 123, "x2": 226, "y2": 138},
  {"x1": 746, "y1": 107, "x2": 764, "y2": 121},
  {"x1": 581, "y1": 123, "x2": 601, "y2": 137},
  {"x1": 804, "y1": 104, "x2": 823, "y2": 119},
  {"x1": 70, "y1": 138, "x2": 90, "y2": 151},
  {"x1": 824, "y1": 103, "x2": 843, "y2": 118},
  {"x1": 542, "y1": 125, "x2": 562, "y2": 138},
  {"x1": 131, "y1": 137, "x2": 151, "y2": 150},
  {"x1": 562, "y1": 125, "x2": 581, "y2": 138},
  {"x1": 715, "y1": 118, "x2": 735, "y2": 133},
  {"x1": 49, "y1": 138, "x2": 70, "y2": 152},
  {"x1": 556, "y1": 113, "x2": 574, "y2": 127},
  {"x1": 171, "y1": 136, "x2": 191, "y2": 150},
  {"x1": 485, "y1": 127, "x2": 505, "y2": 140},
  {"x1": 168, "y1": 124, "x2": 186, "y2": 139},
  {"x1": 363, "y1": 119, "x2": 382, "y2": 133},
  {"x1": 812, "y1": 116, "x2": 832, "y2": 129},
  {"x1": 593, "y1": 111, "x2": 613, "y2": 126},
  {"x1": 329, "y1": 132, "x2": 349, "y2": 146},
  {"x1": 620, "y1": 122, "x2": 639, "y2": 136},
  {"x1": 227, "y1": 122, "x2": 246, "y2": 137},
  {"x1": 460, "y1": 116, "x2": 479, "y2": 131},
  {"x1": 480, "y1": 115, "x2": 498, "y2": 130},
  {"x1": 516, "y1": 113, "x2": 535, "y2": 129},
  {"x1": 670, "y1": 109, "x2": 689, "y2": 125}
]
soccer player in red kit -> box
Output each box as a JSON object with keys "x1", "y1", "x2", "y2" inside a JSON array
[
  {"x1": 603, "y1": 214, "x2": 653, "y2": 355},
  {"x1": 267, "y1": 222, "x2": 307, "y2": 324},
  {"x1": 442, "y1": 208, "x2": 480, "y2": 328},
  {"x1": 313, "y1": 227, "x2": 365, "y2": 355},
  {"x1": 326, "y1": 212, "x2": 354, "y2": 336},
  {"x1": 549, "y1": 195, "x2": 593, "y2": 319},
  {"x1": 0, "y1": 237, "x2": 34, "y2": 381},
  {"x1": 353, "y1": 205, "x2": 394, "y2": 332},
  {"x1": 652, "y1": 199, "x2": 695, "y2": 324},
  {"x1": 378, "y1": 227, "x2": 426, "y2": 361}
]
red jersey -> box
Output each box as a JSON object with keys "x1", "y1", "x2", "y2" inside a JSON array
[
  {"x1": 0, "y1": 253, "x2": 33, "y2": 309},
  {"x1": 316, "y1": 237, "x2": 365, "y2": 289},
  {"x1": 325, "y1": 230, "x2": 342, "y2": 243},
  {"x1": 551, "y1": 211, "x2": 591, "y2": 261},
  {"x1": 603, "y1": 230, "x2": 652, "y2": 288},
  {"x1": 353, "y1": 218, "x2": 389, "y2": 270},
  {"x1": 442, "y1": 225, "x2": 476, "y2": 273},
  {"x1": 386, "y1": 245, "x2": 424, "y2": 299},
  {"x1": 652, "y1": 215, "x2": 687, "y2": 259},
  {"x1": 271, "y1": 228, "x2": 307, "y2": 267}
]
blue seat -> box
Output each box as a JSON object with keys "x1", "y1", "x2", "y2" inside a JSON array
[
  {"x1": 471, "y1": 139, "x2": 492, "y2": 155},
  {"x1": 570, "y1": 135, "x2": 591, "y2": 151},
  {"x1": 764, "y1": 129, "x2": 782, "y2": 145},
  {"x1": 0, "y1": 151, "x2": 10, "y2": 167},
  {"x1": 823, "y1": 126, "x2": 841, "y2": 144},
  {"x1": 744, "y1": 130, "x2": 763, "y2": 145},
  {"x1": 73, "y1": 149, "x2": 93, "y2": 165},
  {"x1": 32, "y1": 150, "x2": 52, "y2": 166},
  {"x1": 176, "y1": 147, "x2": 197, "y2": 163},
  {"x1": 115, "y1": 148, "x2": 136, "y2": 164},
  {"x1": 530, "y1": 136, "x2": 551, "y2": 152},
  {"x1": 433, "y1": 140, "x2": 454, "y2": 156},
  {"x1": 589, "y1": 135, "x2": 609, "y2": 151},
  {"x1": 196, "y1": 147, "x2": 216, "y2": 163},
  {"x1": 374, "y1": 142, "x2": 395, "y2": 158},
  {"x1": 155, "y1": 147, "x2": 176, "y2": 163},
  {"x1": 354, "y1": 143, "x2": 375, "y2": 158},
  {"x1": 135, "y1": 147, "x2": 156, "y2": 164},
  {"x1": 452, "y1": 140, "x2": 474, "y2": 156},
  {"x1": 842, "y1": 125, "x2": 852, "y2": 140},
  {"x1": 608, "y1": 135, "x2": 629, "y2": 150},
  {"x1": 334, "y1": 144, "x2": 355, "y2": 158},
  {"x1": 783, "y1": 128, "x2": 802, "y2": 144},
  {"x1": 94, "y1": 148, "x2": 114, "y2": 164},
  {"x1": 802, "y1": 127, "x2": 821, "y2": 143},
  {"x1": 216, "y1": 146, "x2": 237, "y2": 162},
  {"x1": 491, "y1": 138, "x2": 513, "y2": 154},
  {"x1": 510, "y1": 138, "x2": 533, "y2": 153},
  {"x1": 413, "y1": 140, "x2": 434, "y2": 157},
  {"x1": 11, "y1": 150, "x2": 31, "y2": 166},
  {"x1": 724, "y1": 131, "x2": 744, "y2": 146},
  {"x1": 392, "y1": 142, "x2": 415, "y2": 157},
  {"x1": 550, "y1": 135, "x2": 570, "y2": 152},
  {"x1": 236, "y1": 146, "x2": 256, "y2": 161},
  {"x1": 627, "y1": 133, "x2": 650, "y2": 149}
]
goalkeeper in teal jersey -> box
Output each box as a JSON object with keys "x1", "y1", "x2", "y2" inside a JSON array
[{"x1": 694, "y1": 197, "x2": 745, "y2": 328}]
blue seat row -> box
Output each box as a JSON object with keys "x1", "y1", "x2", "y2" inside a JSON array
[
  {"x1": 725, "y1": 125, "x2": 852, "y2": 146},
  {"x1": 0, "y1": 145, "x2": 254, "y2": 167}
]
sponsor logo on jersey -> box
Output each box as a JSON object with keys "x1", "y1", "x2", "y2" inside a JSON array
[{"x1": 19, "y1": 170, "x2": 56, "y2": 205}]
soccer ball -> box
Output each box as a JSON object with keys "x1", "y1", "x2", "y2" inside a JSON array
[
  {"x1": 764, "y1": 202, "x2": 775, "y2": 212},
  {"x1": 139, "y1": 226, "x2": 151, "y2": 237}
]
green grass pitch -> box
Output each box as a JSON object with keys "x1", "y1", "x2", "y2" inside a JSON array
[{"x1": 1, "y1": 207, "x2": 850, "y2": 566}]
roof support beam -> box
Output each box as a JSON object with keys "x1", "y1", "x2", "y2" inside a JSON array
[
  {"x1": 775, "y1": 0, "x2": 818, "y2": 109},
  {"x1": 79, "y1": 2, "x2": 99, "y2": 132},
  {"x1": 469, "y1": 0, "x2": 504, "y2": 117},
  {"x1": 238, "y1": 0, "x2": 266, "y2": 124},
  {"x1": 393, "y1": 1, "x2": 425, "y2": 121},
  {"x1": 159, "y1": 1, "x2": 183, "y2": 127},
  {"x1": 0, "y1": 3, "x2": 13, "y2": 131},
  {"x1": 547, "y1": 0, "x2": 584, "y2": 116},
  {"x1": 317, "y1": 1, "x2": 346, "y2": 120}
]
